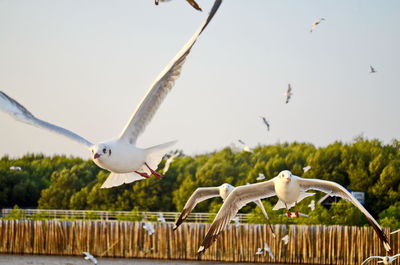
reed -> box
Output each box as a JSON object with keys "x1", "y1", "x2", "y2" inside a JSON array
[{"x1": 0, "y1": 220, "x2": 397, "y2": 264}]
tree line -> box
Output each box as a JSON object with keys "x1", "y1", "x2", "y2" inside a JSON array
[{"x1": 0, "y1": 137, "x2": 399, "y2": 228}]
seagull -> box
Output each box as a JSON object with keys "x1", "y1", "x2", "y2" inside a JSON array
[
  {"x1": 370, "y1": 65, "x2": 377, "y2": 73},
  {"x1": 361, "y1": 254, "x2": 400, "y2": 265},
  {"x1": 308, "y1": 199, "x2": 315, "y2": 211},
  {"x1": 0, "y1": 0, "x2": 222, "y2": 189},
  {"x1": 263, "y1": 242, "x2": 275, "y2": 259},
  {"x1": 157, "y1": 213, "x2": 166, "y2": 223},
  {"x1": 260, "y1": 116, "x2": 270, "y2": 131},
  {"x1": 232, "y1": 216, "x2": 240, "y2": 227},
  {"x1": 284, "y1": 84, "x2": 293, "y2": 104},
  {"x1": 9, "y1": 166, "x2": 22, "y2": 171},
  {"x1": 390, "y1": 229, "x2": 400, "y2": 235},
  {"x1": 196, "y1": 170, "x2": 392, "y2": 255},
  {"x1": 303, "y1": 165, "x2": 311, "y2": 172},
  {"x1": 255, "y1": 247, "x2": 263, "y2": 255},
  {"x1": 310, "y1": 18, "x2": 325, "y2": 33},
  {"x1": 237, "y1": 139, "x2": 253, "y2": 153},
  {"x1": 143, "y1": 222, "x2": 155, "y2": 235},
  {"x1": 82, "y1": 252, "x2": 98, "y2": 265},
  {"x1": 281, "y1": 234, "x2": 289, "y2": 245},
  {"x1": 256, "y1": 173, "x2": 266, "y2": 181},
  {"x1": 162, "y1": 150, "x2": 180, "y2": 174},
  {"x1": 173, "y1": 183, "x2": 275, "y2": 237},
  {"x1": 155, "y1": 0, "x2": 202, "y2": 11}
]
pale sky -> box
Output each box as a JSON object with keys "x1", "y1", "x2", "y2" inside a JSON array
[{"x1": 0, "y1": 0, "x2": 399, "y2": 159}]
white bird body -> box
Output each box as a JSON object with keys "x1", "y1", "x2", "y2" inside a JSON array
[
  {"x1": 197, "y1": 170, "x2": 392, "y2": 255},
  {"x1": 9, "y1": 166, "x2": 22, "y2": 171},
  {"x1": 82, "y1": 252, "x2": 98, "y2": 265},
  {"x1": 257, "y1": 173, "x2": 266, "y2": 181},
  {"x1": 0, "y1": 1, "x2": 223, "y2": 189}
]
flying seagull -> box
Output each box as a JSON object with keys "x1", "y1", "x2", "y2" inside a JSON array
[
  {"x1": 361, "y1": 254, "x2": 400, "y2": 265},
  {"x1": 196, "y1": 170, "x2": 392, "y2": 255},
  {"x1": 162, "y1": 150, "x2": 180, "y2": 174},
  {"x1": 82, "y1": 252, "x2": 98, "y2": 265},
  {"x1": 263, "y1": 242, "x2": 275, "y2": 259},
  {"x1": 0, "y1": 0, "x2": 222, "y2": 189},
  {"x1": 9, "y1": 166, "x2": 22, "y2": 171},
  {"x1": 260, "y1": 116, "x2": 270, "y2": 131},
  {"x1": 303, "y1": 165, "x2": 311, "y2": 172},
  {"x1": 308, "y1": 199, "x2": 315, "y2": 211},
  {"x1": 281, "y1": 234, "x2": 289, "y2": 245},
  {"x1": 173, "y1": 183, "x2": 275, "y2": 236},
  {"x1": 370, "y1": 65, "x2": 377, "y2": 73},
  {"x1": 143, "y1": 222, "x2": 155, "y2": 235},
  {"x1": 256, "y1": 173, "x2": 266, "y2": 181},
  {"x1": 155, "y1": 0, "x2": 202, "y2": 11},
  {"x1": 310, "y1": 18, "x2": 325, "y2": 33},
  {"x1": 237, "y1": 139, "x2": 253, "y2": 153},
  {"x1": 284, "y1": 84, "x2": 293, "y2": 104},
  {"x1": 157, "y1": 213, "x2": 166, "y2": 223},
  {"x1": 255, "y1": 247, "x2": 263, "y2": 255}
]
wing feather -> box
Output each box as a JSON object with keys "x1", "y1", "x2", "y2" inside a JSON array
[
  {"x1": 0, "y1": 91, "x2": 92, "y2": 147},
  {"x1": 197, "y1": 179, "x2": 276, "y2": 254},
  {"x1": 119, "y1": 0, "x2": 223, "y2": 145},
  {"x1": 173, "y1": 187, "x2": 220, "y2": 230},
  {"x1": 298, "y1": 177, "x2": 392, "y2": 255}
]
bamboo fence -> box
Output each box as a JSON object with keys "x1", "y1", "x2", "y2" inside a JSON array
[{"x1": 0, "y1": 220, "x2": 398, "y2": 264}]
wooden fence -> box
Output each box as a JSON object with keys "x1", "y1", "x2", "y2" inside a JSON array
[{"x1": 0, "y1": 220, "x2": 398, "y2": 264}]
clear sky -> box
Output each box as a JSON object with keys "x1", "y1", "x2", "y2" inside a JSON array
[{"x1": 0, "y1": 0, "x2": 399, "y2": 159}]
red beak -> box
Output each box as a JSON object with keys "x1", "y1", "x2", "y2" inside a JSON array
[{"x1": 94, "y1": 153, "x2": 101, "y2": 159}]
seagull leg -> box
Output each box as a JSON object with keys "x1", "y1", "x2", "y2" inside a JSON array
[
  {"x1": 285, "y1": 203, "x2": 292, "y2": 218},
  {"x1": 134, "y1": 171, "x2": 150, "y2": 178},
  {"x1": 294, "y1": 202, "x2": 300, "y2": 218},
  {"x1": 144, "y1": 162, "x2": 163, "y2": 179}
]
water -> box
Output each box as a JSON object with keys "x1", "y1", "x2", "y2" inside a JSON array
[{"x1": 0, "y1": 255, "x2": 298, "y2": 265}]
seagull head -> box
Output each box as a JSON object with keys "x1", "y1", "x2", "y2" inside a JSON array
[
  {"x1": 221, "y1": 183, "x2": 234, "y2": 193},
  {"x1": 278, "y1": 170, "x2": 292, "y2": 183},
  {"x1": 91, "y1": 143, "x2": 111, "y2": 160}
]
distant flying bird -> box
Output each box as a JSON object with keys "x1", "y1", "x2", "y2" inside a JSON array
[
  {"x1": 157, "y1": 213, "x2": 166, "y2": 223},
  {"x1": 197, "y1": 170, "x2": 392, "y2": 255},
  {"x1": 173, "y1": 183, "x2": 274, "y2": 237},
  {"x1": 162, "y1": 150, "x2": 180, "y2": 174},
  {"x1": 155, "y1": 0, "x2": 202, "y2": 11},
  {"x1": 256, "y1": 173, "x2": 266, "y2": 181},
  {"x1": 232, "y1": 216, "x2": 240, "y2": 227},
  {"x1": 260, "y1": 116, "x2": 270, "y2": 131},
  {"x1": 370, "y1": 65, "x2": 377, "y2": 73},
  {"x1": 143, "y1": 222, "x2": 155, "y2": 235},
  {"x1": 310, "y1": 18, "x2": 325, "y2": 33},
  {"x1": 237, "y1": 139, "x2": 253, "y2": 153},
  {"x1": 303, "y1": 165, "x2": 311, "y2": 172},
  {"x1": 284, "y1": 84, "x2": 293, "y2": 104},
  {"x1": 255, "y1": 247, "x2": 263, "y2": 255},
  {"x1": 391, "y1": 229, "x2": 400, "y2": 235},
  {"x1": 308, "y1": 200, "x2": 315, "y2": 211},
  {"x1": 82, "y1": 252, "x2": 98, "y2": 265},
  {"x1": 281, "y1": 234, "x2": 289, "y2": 245},
  {"x1": 0, "y1": 1, "x2": 222, "y2": 189},
  {"x1": 9, "y1": 166, "x2": 22, "y2": 171},
  {"x1": 361, "y1": 254, "x2": 400, "y2": 265},
  {"x1": 263, "y1": 242, "x2": 275, "y2": 259}
]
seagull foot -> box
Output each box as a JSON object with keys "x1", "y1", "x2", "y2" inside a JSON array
[
  {"x1": 286, "y1": 211, "x2": 292, "y2": 218},
  {"x1": 134, "y1": 171, "x2": 150, "y2": 178},
  {"x1": 144, "y1": 162, "x2": 163, "y2": 179},
  {"x1": 295, "y1": 211, "x2": 300, "y2": 218}
]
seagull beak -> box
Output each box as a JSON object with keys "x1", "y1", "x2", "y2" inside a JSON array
[{"x1": 94, "y1": 153, "x2": 101, "y2": 159}]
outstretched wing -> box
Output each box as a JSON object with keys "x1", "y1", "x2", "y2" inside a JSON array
[
  {"x1": 298, "y1": 177, "x2": 392, "y2": 255},
  {"x1": 0, "y1": 91, "x2": 92, "y2": 147},
  {"x1": 197, "y1": 179, "x2": 276, "y2": 254},
  {"x1": 361, "y1": 256, "x2": 381, "y2": 265},
  {"x1": 119, "y1": 0, "x2": 223, "y2": 145},
  {"x1": 173, "y1": 187, "x2": 220, "y2": 230}
]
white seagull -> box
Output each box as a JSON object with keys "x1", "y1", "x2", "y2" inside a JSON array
[
  {"x1": 162, "y1": 150, "x2": 180, "y2": 174},
  {"x1": 370, "y1": 65, "x2": 377, "y2": 73},
  {"x1": 310, "y1": 18, "x2": 325, "y2": 33},
  {"x1": 232, "y1": 216, "x2": 240, "y2": 227},
  {"x1": 9, "y1": 166, "x2": 22, "y2": 171},
  {"x1": 361, "y1": 254, "x2": 400, "y2": 265},
  {"x1": 284, "y1": 84, "x2": 293, "y2": 104},
  {"x1": 256, "y1": 173, "x2": 266, "y2": 181},
  {"x1": 281, "y1": 234, "x2": 289, "y2": 245},
  {"x1": 263, "y1": 242, "x2": 275, "y2": 259},
  {"x1": 157, "y1": 213, "x2": 166, "y2": 223},
  {"x1": 255, "y1": 247, "x2": 263, "y2": 255},
  {"x1": 197, "y1": 170, "x2": 392, "y2": 255},
  {"x1": 0, "y1": 0, "x2": 222, "y2": 189},
  {"x1": 143, "y1": 222, "x2": 155, "y2": 236},
  {"x1": 155, "y1": 0, "x2": 202, "y2": 11},
  {"x1": 173, "y1": 183, "x2": 275, "y2": 236},
  {"x1": 237, "y1": 139, "x2": 253, "y2": 153},
  {"x1": 308, "y1": 199, "x2": 315, "y2": 211},
  {"x1": 303, "y1": 165, "x2": 311, "y2": 172},
  {"x1": 82, "y1": 252, "x2": 98, "y2": 265}
]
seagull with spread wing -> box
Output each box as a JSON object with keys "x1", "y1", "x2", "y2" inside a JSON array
[
  {"x1": 361, "y1": 254, "x2": 400, "y2": 265},
  {"x1": 173, "y1": 183, "x2": 275, "y2": 237},
  {"x1": 82, "y1": 252, "x2": 98, "y2": 265},
  {"x1": 197, "y1": 170, "x2": 392, "y2": 255},
  {"x1": 310, "y1": 18, "x2": 325, "y2": 33},
  {"x1": 155, "y1": 0, "x2": 202, "y2": 11},
  {"x1": 370, "y1": 65, "x2": 377, "y2": 73},
  {"x1": 0, "y1": 0, "x2": 222, "y2": 189},
  {"x1": 284, "y1": 84, "x2": 293, "y2": 104},
  {"x1": 260, "y1": 116, "x2": 270, "y2": 131}
]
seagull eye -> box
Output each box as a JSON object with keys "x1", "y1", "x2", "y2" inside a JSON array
[{"x1": 103, "y1": 148, "x2": 107, "y2": 154}]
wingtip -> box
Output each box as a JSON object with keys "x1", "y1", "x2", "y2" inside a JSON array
[
  {"x1": 172, "y1": 224, "x2": 178, "y2": 231},
  {"x1": 197, "y1": 245, "x2": 205, "y2": 254}
]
